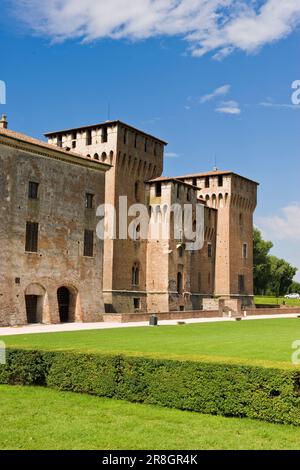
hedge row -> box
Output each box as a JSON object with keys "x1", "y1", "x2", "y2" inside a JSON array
[{"x1": 1, "y1": 348, "x2": 300, "y2": 425}]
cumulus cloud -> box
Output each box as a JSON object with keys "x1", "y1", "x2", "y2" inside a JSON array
[
  {"x1": 257, "y1": 203, "x2": 300, "y2": 241},
  {"x1": 215, "y1": 100, "x2": 241, "y2": 114},
  {"x1": 10, "y1": 0, "x2": 300, "y2": 58}
]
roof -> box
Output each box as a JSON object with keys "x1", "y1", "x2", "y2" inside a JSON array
[
  {"x1": 0, "y1": 127, "x2": 111, "y2": 170},
  {"x1": 147, "y1": 176, "x2": 199, "y2": 190},
  {"x1": 44, "y1": 120, "x2": 168, "y2": 145},
  {"x1": 175, "y1": 170, "x2": 259, "y2": 185}
]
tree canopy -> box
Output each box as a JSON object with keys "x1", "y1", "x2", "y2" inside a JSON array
[{"x1": 253, "y1": 228, "x2": 298, "y2": 296}]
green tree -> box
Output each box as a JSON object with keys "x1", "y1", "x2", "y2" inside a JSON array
[
  {"x1": 267, "y1": 257, "x2": 297, "y2": 296},
  {"x1": 253, "y1": 228, "x2": 273, "y2": 295},
  {"x1": 289, "y1": 281, "x2": 300, "y2": 294}
]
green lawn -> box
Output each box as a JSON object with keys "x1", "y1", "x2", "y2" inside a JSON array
[
  {"x1": 2, "y1": 318, "x2": 300, "y2": 367},
  {"x1": 255, "y1": 295, "x2": 300, "y2": 307},
  {"x1": 1, "y1": 385, "x2": 300, "y2": 450}
]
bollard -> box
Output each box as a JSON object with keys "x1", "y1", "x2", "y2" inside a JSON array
[{"x1": 149, "y1": 314, "x2": 158, "y2": 326}]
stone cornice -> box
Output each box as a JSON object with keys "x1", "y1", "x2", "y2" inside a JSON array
[{"x1": 0, "y1": 134, "x2": 111, "y2": 172}]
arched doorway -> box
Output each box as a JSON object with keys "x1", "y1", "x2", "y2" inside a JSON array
[
  {"x1": 25, "y1": 283, "x2": 46, "y2": 324},
  {"x1": 57, "y1": 287, "x2": 70, "y2": 322}
]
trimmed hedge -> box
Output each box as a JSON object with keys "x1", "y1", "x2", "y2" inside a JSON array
[{"x1": 1, "y1": 348, "x2": 300, "y2": 425}]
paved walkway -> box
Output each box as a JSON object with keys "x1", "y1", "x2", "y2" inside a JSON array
[{"x1": 0, "y1": 313, "x2": 299, "y2": 336}]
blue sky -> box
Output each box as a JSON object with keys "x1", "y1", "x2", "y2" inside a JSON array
[{"x1": 0, "y1": 0, "x2": 300, "y2": 279}]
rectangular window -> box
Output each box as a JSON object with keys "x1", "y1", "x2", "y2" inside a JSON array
[
  {"x1": 71, "y1": 132, "x2": 77, "y2": 148},
  {"x1": 101, "y1": 127, "x2": 108, "y2": 143},
  {"x1": 25, "y1": 222, "x2": 38, "y2": 253},
  {"x1": 144, "y1": 139, "x2": 148, "y2": 152},
  {"x1": 86, "y1": 130, "x2": 92, "y2": 146},
  {"x1": 198, "y1": 273, "x2": 201, "y2": 291},
  {"x1": 85, "y1": 193, "x2": 94, "y2": 209},
  {"x1": 205, "y1": 176, "x2": 210, "y2": 188},
  {"x1": 84, "y1": 229, "x2": 94, "y2": 257},
  {"x1": 124, "y1": 129, "x2": 127, "y2": 145},
  {"x1": 134, "y1": 134, "x2": 138, "y2": 148},
  {"x1": 243, "y1": 243, "x2": 248, "y2": 259},
  {"x1": 238, "y1": 275, "x2": 245, "y2": 293},
  {"x1": 57, "y1": 135, "x2": 62, "y2": 148},
  {"x1": 155, "y1": 182, "x2": 162, "y2": 197},
  {"x1": 133, "y1": 298, "x2": 141, "y2": 309},
  {"x1": 208, "y1": 243, "x2": 212, "y2": 258},
  {"x1": 28, "y1": 181, "x2": 39, "y2": 199},
  {"x1": 218, "y1": 175, "x2": 223, "y2": 187}
]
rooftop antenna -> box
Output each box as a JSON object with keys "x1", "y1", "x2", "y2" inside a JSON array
[
  {"x1": 107, "y1": 101, "x2": 111, "y2": 121},
  {"x1": 213, "y1": 154, "x2": 218, "y2": 171}
]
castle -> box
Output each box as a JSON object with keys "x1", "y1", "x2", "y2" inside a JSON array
[{"x1": 0, "y1": 114, "x2": 258, "y2": 325}]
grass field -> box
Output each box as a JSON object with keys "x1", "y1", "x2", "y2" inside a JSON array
[
  {"x1": 1, "y1": 385, "x2": 300, "y2": 450},
  {"x1": 255, "y1": 296, "x2": 300, "y2": 307},
  {"x1": 2, "y1": 318, "x2": 300, "y2": 367}
]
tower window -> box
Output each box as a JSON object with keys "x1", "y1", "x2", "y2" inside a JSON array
[
  {"x1": 192, "y1": 177, "x2": 197, "y2": 186},
  {"x1": 218, "y1": 175, "x2": 223, "y2": 187},
  {"x1": 85, "y1": 193, "x2": 94, "y2": 209},
  {"x1": 238, "y1": 275, "x2": 245, "y2": 293},
  {"x1": 132, "y1": 264, "x2": 140, "y2": 286},
  {"x1": 101, "y1": 126, "x2": 108, "y2": 143},
  {"x1": 155, "y1": 182, "x2": 162, "y2": 197},
  {"x1": 177, "y1": 272, "x2": 183, "y2": 294},
  {"x1": 243, "y1": 243, "x2": 248, "y2": 259},
  {"x1": 71, "y1": 132, "x2": 77, "y2": 148},
  {"x1": 25, "y1": 222, "x2": 38, "y2": 253},
  {"x1": 86, "y1": 130, "x2": 92, "y2": 146},
  {"x1": 208, "y1": 243, "x2": 212, "y2": 258},
  {"x1": 144, "y1": 139, "x2": 148, "y2": 152},
  {"x1": 28, "y1": 182, "x2": 39, "y2": 200},
  {"x1": 57, "y1": 135, "x2": 62, "y2": 148},
  {"x1": 134, "y1": 134, "x2": 138, "y2": 148},
  {"x1": 205, "y1": 176, "x2": 210, "y2": 188},
  {"x1": 124, "y1": 129, "x2": 128, "y2": 145},
  {"x1": 83, "y1": 230, "x2": 94, "y2": 257}
]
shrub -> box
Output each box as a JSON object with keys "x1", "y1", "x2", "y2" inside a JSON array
[{"x1": 1, "y1": 348, "x2": 300, "y2": 425}]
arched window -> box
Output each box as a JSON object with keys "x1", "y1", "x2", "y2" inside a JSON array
[
  {"x1": 109, "y1": 151, "x2": 114, "y2": 165},
  {"x1": 94, "y1": 153, "x2": 99, "y2": 160},
  {"x1": 101, "y1": 152, "x2": 107, "y2": 162},
  {"x1": 132, "y1": 263, "x2": 140, "y2": 286},
  {"x1": 177, "y1": 272, "x2": 183, "y2": 294}
]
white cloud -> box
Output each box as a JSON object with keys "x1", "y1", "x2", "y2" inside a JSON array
[
  {"x1": 260, "y1": 102, "x2": 300, "y2": 110},
  {"x1": 10, "y1": 0, "x2": 300, "y2": 58},
  {"x1": 165, "y1": 152, "x2": 180, "y2": 158},
  {"x1": 257, "y1": 203, "x2": 300, "y2": 241},
  {"x1": 215, "y1": 100, "x2": 241, "y2": 114},
  {"x1": 199, "y1": 84, "x2": 231, "y2": 103}
]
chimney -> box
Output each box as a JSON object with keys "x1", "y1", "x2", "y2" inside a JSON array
[{"x1": 0, "y1": 114, "x2": 8, "y2": 129}]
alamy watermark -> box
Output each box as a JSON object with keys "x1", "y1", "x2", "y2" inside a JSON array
[
  {"x1": 0, "y1": 80, "x2": 6, "y2": 105},
  {"x1": 95, "y1": 197, "x2": 205, "y2": 251},
  {"x1": 291, "y1": 80, "x2": 300, "y2": 106}
]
